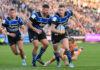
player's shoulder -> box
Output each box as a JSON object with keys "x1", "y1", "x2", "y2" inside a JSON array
[
  {"x1": 31, "y1": 12, "x2": 38, "y2": 19},
  {"x1": 66, "y1": 10, "x2": 72, "y2": 14},
  {"x1": 51, "y1": 13, "x2": 59, "y2": 22},
  {"x1": 66, "y1": 10, "x2": 73, "y2": 16},
  {"x1": 73, "y1": 43, "x2": 78, "y2": 48},
  {"x1": 5, "y1": 16, "x2": 11, "y2": 21},
  {"x1": 73, "y1": 43, "x2": 77, "y2": 46},
  {"x1": 36, "y1": 12, "x2": 41, "y2": 17},
  {"x1": 16, "y1": 16, "x2": 21, "y2": 20}
]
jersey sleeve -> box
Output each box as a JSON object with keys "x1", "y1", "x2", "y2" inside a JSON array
[
  {"x1": 66, "y1": 11, "x2": 73, "y2": 18},
  {"x1": 29, "y1": 13, "x2": 37, "y2": 24},
  {"x1": 18, "y1": 17, "x2": 24, "y2": 26},
  {"x1": 51, "y1": 16, "x2": 58, "y2": 26},
  {"x1": 2, "y1": 19, "x2": 8, "y2": 27},
  {"x1": 48, "y1": 17, "x2": 52, "y2": 25}
]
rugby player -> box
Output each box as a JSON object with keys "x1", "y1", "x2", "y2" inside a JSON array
[
  {"x1": 51, "y1": 4, "x2": 77, "y2": 68},
  {"x1": 0, "y1": 8, "x2": 27, "y2": 66},
  {"x1": 27, "y1": 4, "x2": 51, "y2": 67},
  {"x1": 44, "y1": 38, "x2": 83, "y2": 66}
]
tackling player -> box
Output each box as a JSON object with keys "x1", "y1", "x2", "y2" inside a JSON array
[
  {"x1": 0, "y1": 8, "x2": 27, "y2": 66},
  {"x1": 44, "y1": 38, "x2": 83, "y2": 66},
  {"x1": 27, "y1": 4, "x2": 51, "y2": 67}
]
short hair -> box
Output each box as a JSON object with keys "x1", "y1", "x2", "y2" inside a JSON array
[
  {"x1": 42, "y1": 4, "x2": 49, "y2": 8},
  {"x1": 10, "y1": 8, "x2": 15, "y2": 11},
  {"x1": 59, "y1": 4, "x2": 65, "y2": 8},
  {"x1": 69, "y1": 38, "x2": 74, "y2": 43}
]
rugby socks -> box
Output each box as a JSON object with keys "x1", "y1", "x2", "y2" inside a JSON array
[
  {"x1": 54, "y1": 52, "x2": 60, "y2": 63},
  {"x1": 37, "y1": 47, "x2": 45, "y2": 59},
  {"x1": 66, "y1": 50, "x2": 72, "y2": 63},
  {"x1": 32, "y1": 54, "x2": 37, "y2": 64}
]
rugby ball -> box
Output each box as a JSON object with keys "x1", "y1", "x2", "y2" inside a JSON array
[{"x1": 57, "y1": 24, "x2": 65, "y2": 32}]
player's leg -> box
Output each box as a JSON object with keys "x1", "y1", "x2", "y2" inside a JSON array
[
  {"x1": 53, "y1": 44, "x2": 60, "y2": 67},
  {"x1": 50, "y1": 56, "x2": 56, "y2": 63},
  {"x1": 44, "y1": 56, "x2": 56, "y2": 66},
  {"x1": 61, "y1": 38, "x2": 74, "y2": 68},
  {"x1": 17, "y1": 40, "x2": 25, "y2": 59},
  {"x1": 37, "y1": 39, "x2": 49, "y2": 59},
  {"x1": 59, "y1": 49, "x2": 69, "y2": 66},
  {"x1": 32, "y1": 40, "x2": 39, "y2": 66},
  {"x1": 63, "y1": 53, "x2": 79, "y2": 61},
  {"x1": 17, "y1": 40, "x2": 27, "y2": 66},
  {"x1": 63, "y1": 50, "x2": 82, "y2": 61},
  {"x1": 10, "y1": 44, "x2": 19, "y2": 55},
  {"x1": 8, "y1": 36, "x2": 19, "y2": 55},
  {"x1": 36, "y1": 31, "x2": 49, "y2": 65},
  {"x1": 28, "y1": 29, "x2": 39, "y2": 67}
]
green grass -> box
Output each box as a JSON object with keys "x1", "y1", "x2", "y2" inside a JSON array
[{"x1": 0, "y1": 42, "x2": 100, "y2": 70}]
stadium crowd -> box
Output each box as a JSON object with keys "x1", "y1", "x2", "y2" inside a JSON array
[{"x1": 0, "y1": 0, "x2": 100, "y2": 36}]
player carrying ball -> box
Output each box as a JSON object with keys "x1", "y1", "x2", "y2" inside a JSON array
[{"x1": 50, "y1": 4, "x2": 78, "y2": 68}]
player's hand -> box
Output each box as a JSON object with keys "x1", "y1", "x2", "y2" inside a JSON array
[
  {"x1": 65, "y1": 62, "x2": 69, "y2": 66},
  {"x1": 8, "y1": 33, "x2": 16, "y2": 37},
  {"x1": 35, "y1": 29, "x2": 42, "y2": 34},
  {"x1": 1, "y1": 30, "x2": 7, "y2": 38}
]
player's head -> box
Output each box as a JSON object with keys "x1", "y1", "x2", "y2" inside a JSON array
[
  {"x1": 9, "y1": 8, "x2": 16, "y2": 18},
  {"x1": 42, "y1": 4, "x2": 50, "y2": 16},
  {"x1": 58, "y1": 4, "x2": 65, "y2": 17},
  {"x1": 69, "y1": 38, "x2": 75, "y2": 47}
]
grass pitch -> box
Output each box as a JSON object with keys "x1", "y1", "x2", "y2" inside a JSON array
[{"x1": 0, "y1": 42, "x2": 100, "y2": 70}]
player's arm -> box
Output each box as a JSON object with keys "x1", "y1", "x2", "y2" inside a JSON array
[
  {"x1": 67, "y1": 10, "x2": 78, "y2": 23},
  {"x1": 0, "y1": 19, "x2": 8, "y2": 37},
  {"x1": 43, "y1": 24, "x2": 51, "y2": 35},
  {"x1": 0, "y1": 27, "x2": 6, "y2": 36},
  {"x1": 27, "y1": 22, "x2": 41, "y2": 33},
  {"x1": 51, "y1": 24, "x2": 65, "y2": 34},
  {"x1": 27, "y1": 14, "x2": 41, "y2": 34},
  {"x1": 20, "y1": 25, "x2": 26, "y2": 40},
  {"x1": 18, "y1": 17, "x2": 27, "y2": 35},
  {"x1": 72, "y1": 52, "x2": 79, "y2": 60},
  {"x1": 72, "y1": 11, "x2": 83, "y2": 26},
  {"x1": 51, "y1": 24, "x2": 60, "y2": 34},
  {"x1": 18, "y1": 17, "x2": 27, "y2": 40},
  {"x1": 21, "y1": 25, "x2": 26, "y2": 34},
  {"x1": 72, "y1": 46, "x2": 79, "y2": 60},
  {"x1": 51, "y1": 17, "x2": 65, "y2": 34},
  {"x1": 73, "y1": 11, "x2": 86, "y2": 34}
]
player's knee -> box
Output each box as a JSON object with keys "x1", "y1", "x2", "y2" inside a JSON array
[
  {"x1": 14, "y1": 52, "x2": 19, "y2": 55},
  {"x1": 34, "y1": 46, "x2": 39, "y2": 50},
  {"x1": 43, "y1": 42, "x2": 49, "y2": 47},
  {"x1": 60, "y1": 54, "x2": 63, "y2": 58},
  {"x1": 19, "y1": 48, "x2": 23, "y2": 51},
  {"x1": 53, "y1": 47, "x2": 58, "y2": 52},
  {"x1": 33, "y1": 42, "x2": 39, "y2": 50}
]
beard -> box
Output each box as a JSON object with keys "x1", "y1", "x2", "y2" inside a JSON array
[{"x1": 42, "y1": 12, "x2": 48, "y2": 17}]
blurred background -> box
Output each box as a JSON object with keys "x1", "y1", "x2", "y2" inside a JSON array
[{"x1": 0, "y1": 0, "x2": 100, "y2": 44}]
